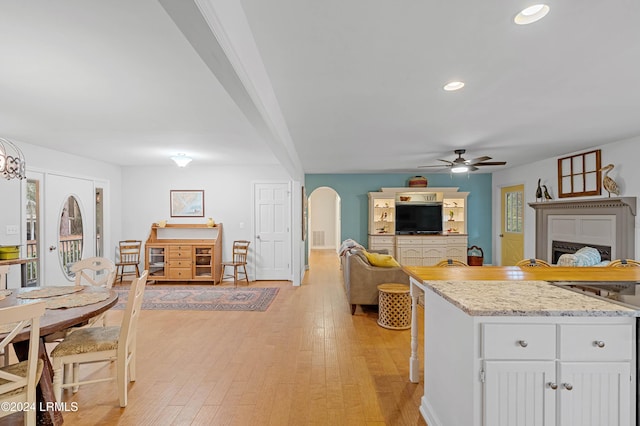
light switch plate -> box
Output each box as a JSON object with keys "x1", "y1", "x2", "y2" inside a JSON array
[{"x1": 6, "y1": 225, "x2": 18, "y2": 235}]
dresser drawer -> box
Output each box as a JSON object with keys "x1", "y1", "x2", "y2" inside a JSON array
[
  {"x1": 482, "y1": 324, "x2": 556, "y2": 360},
  {"x1": 169, "y1": 246, "x2": 190, "y2": 259},
  {"x1": 559, "y1": 324, "x2": 633, "y2": 361},
  {"x1": 168, "y1": 259, "x2": 191, "y2": 268},
  {"x1": 168, "y1": 267, "x2": 192, "y2": 279},
  {"x1": 396, "y1": 237, "x2": 424, "y2": 246},
  {"x1": 370, "y1": 235, "x2": 395, "y2": 245}
]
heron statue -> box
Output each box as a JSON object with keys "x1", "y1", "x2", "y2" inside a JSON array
[{"x1": 599, "y1": 164, "x2": 620, "y2": 197}]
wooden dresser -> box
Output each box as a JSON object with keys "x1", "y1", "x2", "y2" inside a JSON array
[{"x1": 144, "y1": 223, "x2": 223, "y2": 283}]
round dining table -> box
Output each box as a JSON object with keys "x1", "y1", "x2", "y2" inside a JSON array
[{"x1": 0, "y1": 286, "x2": 118, "y2": 426}]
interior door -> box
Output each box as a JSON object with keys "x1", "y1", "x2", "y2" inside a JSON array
[
  {"x1": 44, "y1": 174, "x2": 95, "y2": 286},
  {"x1": 254, "y1": 182, "x2": 291, "y2": 280},
  {"x1": 501, "y1": 184, "x2": 524, "y2": 266}
]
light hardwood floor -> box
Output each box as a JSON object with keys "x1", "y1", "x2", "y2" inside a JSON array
[{"x1": 3, "y1": 249, "x2": 426, "y2": 425}]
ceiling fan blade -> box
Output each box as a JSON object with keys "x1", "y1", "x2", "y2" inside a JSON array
[
  {"x1": 466, "y1": 156, "x2": 491, "y2": 165},
  {"x1": 475, "y1": 161, "x2": 507, "y2": 166},
  {"x1": 469, "y1": 165, "x2": 479, "y2": 172},
  {"x1": 438, "y1": 159, "x2": 454, "y2": 165},
  {"x1": 418, "y1": 164, "x2": 449, "y2": 168}
]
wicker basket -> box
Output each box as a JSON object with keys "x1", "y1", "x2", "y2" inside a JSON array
[{"x1": 467, "y1": 245, "x2": 484, "y2": 266}]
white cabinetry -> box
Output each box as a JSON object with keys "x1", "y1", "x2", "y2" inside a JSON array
[
  {"x1": 420, "y1": 283, "x2": 636, "y2": 426},
  {"x1": 396, "y1": 235, "x2": 467, "y2": 266}
]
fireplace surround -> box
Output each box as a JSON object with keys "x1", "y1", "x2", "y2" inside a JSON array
[{"x1": 529, "y1": 197, "x2": 636, "y2": 263}]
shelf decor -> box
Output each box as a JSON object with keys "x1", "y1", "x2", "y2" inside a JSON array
[{"x1": 170, "y1": 190, "x2": 204, "y2": 217}]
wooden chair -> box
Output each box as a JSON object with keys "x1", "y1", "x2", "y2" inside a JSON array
[
  {"x1": 0, "y1": 302, "x2": 46, "y2": 426},
  {"x1": 515, "y1": 258, "x2": 551, "y2": 267},
  {"x1": 436, "y1": 259, "x2": 469, "y2": 267},
  {"x1": 0, "y1": 265, "x2": 10, "y2": 367},
  {"x1": 608, "y1": 259, "x2": 640, "y2": 267},
  {"x1": 220, "y1": 240, "x2": 250, "y2": 287},
  {"x1": 52, "y1": 270, "x2": 149, "y2": 407},
  {"x1": 115, "y1": 240, "x2": 141, "y2": 284}
]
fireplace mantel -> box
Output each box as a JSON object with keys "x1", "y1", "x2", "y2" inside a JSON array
[{"x1": 528, "y1": 197, "x2": 636, "y2": 262}]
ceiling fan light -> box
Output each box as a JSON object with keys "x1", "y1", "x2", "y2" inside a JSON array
[
  {"x1": 514, "y1": 4, "x2": 549, "y2": 25},
  {"x1": 451, "y1": 165, "x2": 469, "y2": 173},
  {"x1": 170, "y1": 153, "x2": 193, "y2": 167}
]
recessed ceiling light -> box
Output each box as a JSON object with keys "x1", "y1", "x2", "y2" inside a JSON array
[
  {"x1": 443, "y1": 81, "x2": 465, "y2": 91},
  {"x1": 170, "y1": 153, "x2": 193, "y2": 167},
  {"x1": 514, "y1": 4, "x2": 550, "y2": 25}
]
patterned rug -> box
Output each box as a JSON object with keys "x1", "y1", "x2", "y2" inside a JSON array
[{"x1": 112, "y1": 285, "x2": 279, "y2": 312}]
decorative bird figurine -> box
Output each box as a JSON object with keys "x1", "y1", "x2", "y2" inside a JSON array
[
  {"x1": 599, "y1": 163, "x2": 620, "y2": 197},
  {"x1": 542, "y1": 185, "x2": 552, "y2": 201},
  {"x1": 535, "y1": 178, "x2": 542, "y2": 202}
]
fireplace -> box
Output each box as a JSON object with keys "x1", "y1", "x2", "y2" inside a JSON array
[
  {"x1": 551, "y1": 240, "x2": 611, "y2": 264},
  {"x1": 529, "y1": 197, "x2": 636, "y2": 263}
]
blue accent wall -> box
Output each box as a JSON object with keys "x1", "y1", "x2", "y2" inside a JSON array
[{"x1": 305, "y1": 173, "x2": 494, "y2": 263}]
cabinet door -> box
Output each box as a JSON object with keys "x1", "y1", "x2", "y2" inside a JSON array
[
  {"x1": 398, "y1": 247, "x2": 422, "y2": 266},
  {"x1": 147, "y1": 246, "x2": 166, "y2": 279},
  {"x1": 484, "y1": 360, "x2": 556, "y2": 426},
  {"x1": 558, "y1": 362, "x2": 631, "y2": 426},
  {"x1": 422, "y1": 246, "x2": 446, "y2": 266}
]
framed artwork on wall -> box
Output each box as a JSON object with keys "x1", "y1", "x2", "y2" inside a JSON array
[
  {"x1": 557, "y1": 149, "x2": 601, "y2": 198},
  {"x1": 170, "y1": 190, "x2": 204, "y2": 217}
]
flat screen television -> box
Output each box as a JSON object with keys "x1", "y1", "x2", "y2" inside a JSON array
[{"x1": 395, "y1": 204, "x2": 443, "y2": 234}]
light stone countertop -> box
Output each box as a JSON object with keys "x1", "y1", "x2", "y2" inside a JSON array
[{"x1": 423, "y1": 280, "x2": 640, "y2": 317}]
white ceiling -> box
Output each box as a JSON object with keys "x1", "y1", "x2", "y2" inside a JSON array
[{"x1": 2, "y1": 0, "x2": 640, "y2": 174}]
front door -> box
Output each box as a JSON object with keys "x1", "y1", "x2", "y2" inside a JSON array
[
  {"x1": 501, "y1": 184, "x2": 524, "y2": 266},
  {"x1": 253, "y1": 182, "x2": 291, "y2": 280},
  {"x1": 44, "y1": 174, "x2": 95, "y2": 285}
]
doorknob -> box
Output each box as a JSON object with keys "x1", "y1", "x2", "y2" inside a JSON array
[
  {"x1": 256, "y1": 235, "x2": 261, "y2": 239},
  {"x1": 49, "y1": 245, "x2": 57, "y2": 251},
  {"x1": 499, "y1": 234, "x2": 504, "y2": 237}
]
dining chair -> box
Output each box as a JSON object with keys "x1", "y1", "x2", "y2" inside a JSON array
[
  {"x1": 515, "y1": 258, "x2": 551, "y2": 267},
  {"x1": 0, "y1": 302, "x2": 46, "y2": 426},
  {"x1": 219, "y1": 240, "x2": 250, "y2": 287},
  {"x1": 435, "y1": 259, "x2": 469, "y2": 267},
  {"x1": 115, "y1": 240, "x2": 142, "y2": 284},
  {"x1": 607, "y1": 259, "x2": 640, "y2": 267},
  {"x1": 51, "y1": 270, "x2": 148, "y2": 407}
]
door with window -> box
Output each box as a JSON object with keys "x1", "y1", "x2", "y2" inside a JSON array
[
  {"x1": 501, "y1": 184, "x2": 524, "y2": 266},
  {"x1": 44, "y1": 174, "x2": 95, "y2": 285}
]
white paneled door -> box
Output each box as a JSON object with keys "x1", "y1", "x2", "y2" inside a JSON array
[
  {"x1": 44, "y1": 174, "x2": 95, "y2": 286},
  {"x1": 253, "y1": 182, "x2": 291, "y2": 280}
]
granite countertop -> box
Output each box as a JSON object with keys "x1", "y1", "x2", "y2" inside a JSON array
[{"x1": 423, "y1": 280, "x2": 640, "y2": 317}]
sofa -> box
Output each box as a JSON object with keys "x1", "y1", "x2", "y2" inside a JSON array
[{"x1": 342, "y1": 248, "x2": 409, "y2": 315}]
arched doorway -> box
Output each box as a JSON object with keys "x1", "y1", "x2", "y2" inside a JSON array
[{"x1": 308, "y1": 187, "x2": 341, "y2": 254}]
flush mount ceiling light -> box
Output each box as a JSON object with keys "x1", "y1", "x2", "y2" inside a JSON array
[
  {"x1": 514, "y1": 4, "x2": 550, "y2": 25},
  {"x1": 170, "y1": 153, "x2": 193, "y2": 167},
  {"x1": 443, "y1": 81, "x2": 465, "y2": 91},
  {"x1": 450, "y1": 165, "x2": 469, "y2": 173},
  {"x1": 0, "y1": 137, "x2": 26, "y2": 180}
]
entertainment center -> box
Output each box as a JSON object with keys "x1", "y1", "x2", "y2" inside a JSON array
[{"x1": 368, "y1": 187, "x2": 469, "y2": 265}]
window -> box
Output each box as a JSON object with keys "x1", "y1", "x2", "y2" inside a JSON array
[{"x1": 557, "y1": 149, "x2": 601, "y2": 198}]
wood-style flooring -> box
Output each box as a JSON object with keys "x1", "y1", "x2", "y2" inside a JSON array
[{"x1": 2, "y1": 249, "x2": 426, "y2": 425}]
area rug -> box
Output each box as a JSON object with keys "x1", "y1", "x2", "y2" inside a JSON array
[{"x1": 112, "y1": 286, "x2": 279, "y2": 312}]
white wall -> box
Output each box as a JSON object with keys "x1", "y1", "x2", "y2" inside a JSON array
[
  {"x1": 120, "y1": 163, "x2": 296, "y2": 281},
  {"x1": 492, "y1": 136, "x2": 640, "y2": 264},
  {"x1": 309, "y1": 187, "x2": 338, "y2": 249}
]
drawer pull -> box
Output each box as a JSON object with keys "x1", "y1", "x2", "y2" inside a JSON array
[
  {"x1": 562, "y1": 383, "x2": 573, "y2": 391},
  {"x1": 517, "y1": 340, "x2": 528, "y2": 348},
  {"x1": 594, "y1": 340, "x2": 605, "y2": 348},
  {"x1": 547, "y1": 382, "x2": 558, "y2": 390}
]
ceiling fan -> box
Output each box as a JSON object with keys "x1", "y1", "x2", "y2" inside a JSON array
[{"x1": 419, "y1": 149, "x2": 507, "y2": 173}]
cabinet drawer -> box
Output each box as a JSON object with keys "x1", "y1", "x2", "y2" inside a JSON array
[
  {"x1": 482, "y1": 324, "x2": 556, "y2": 360},
  {"x1": 396, "y1": 237, "x2": 424, "y2": 246},
  {"x1": 169, "y1": 246, "x2": 190, "y2": 259},
  {"x1": 169, "y1": 259, "x2": 191, "y2": 268},
  {"x1": 446, "y1": 236, "x2": 467, "y2": 246},
  {"x1": 370, "y1": 235, "x2": 395, "y2": 245},
  {"x1": 168, "y1": 267, "x2": 192, "y2": 279},
  {"x1": 559, "y1": 324, "x2": 633, "y2": 361}
]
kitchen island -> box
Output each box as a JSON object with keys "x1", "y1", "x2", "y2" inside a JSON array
[{"x1": 404, "y1": 271, "x2": 640, "y2": 426}]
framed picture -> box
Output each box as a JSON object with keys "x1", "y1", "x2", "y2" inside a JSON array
[
  {"x1": 557, "y1": 149, "x2": 601, "y2": 198},
  {"x1": 170, "y1": 190, "x2": 204, "y2": 217}
]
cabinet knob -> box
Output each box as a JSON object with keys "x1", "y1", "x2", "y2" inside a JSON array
[
  {"x1": 547, "y1": 382, "x2": 558, "y2": 390},
  {"x1": 594, "y1": 340, "x2": 605, "y2": 348},
  {"x1": 517, "y1": 340, "x2": 528, "y2": 348},
  {"x1": 562, "y1": 383, "x2": 573, "y2": 391}
]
